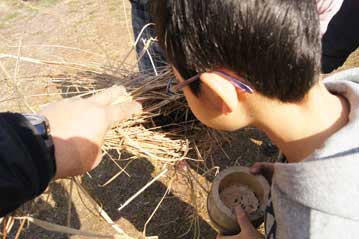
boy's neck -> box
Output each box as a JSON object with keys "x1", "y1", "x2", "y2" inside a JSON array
[{"x1": 254, "y1": 82, "x2": 350, "y2": 163}]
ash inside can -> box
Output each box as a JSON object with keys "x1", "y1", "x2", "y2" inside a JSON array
[{"x1": 219, "y1": 184, "x2": 259, "y2": 214}]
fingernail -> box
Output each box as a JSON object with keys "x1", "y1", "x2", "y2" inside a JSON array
[
  {"x1": 232, "y1": 205, "x2": 244, "y2": 216},
  {"x1": 235, "y1": 206, "x2": 243, "y2": 213},
  {"x1": 112, "y1": 85, "x2": 128, "y2": 94},
  {"x1": 134, "y1": 102, "x2": 142, "y2": 112}
]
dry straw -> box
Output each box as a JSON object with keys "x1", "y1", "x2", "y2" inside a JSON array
[
  {"x1": 0, "y1": 2, "x2": 222, "y2": 238},
  {"x1": 0, "y1": 52, "x2": 218, "y2": 239}
]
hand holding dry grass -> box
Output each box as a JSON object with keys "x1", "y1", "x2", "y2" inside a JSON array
[{"x1": 41, "y1": 86, "x2": 142, "y2": 179}]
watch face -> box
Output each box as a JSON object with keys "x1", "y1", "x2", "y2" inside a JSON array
[
  {"x1": 23, "y1": 114, "x2": 55, "y2": 161},
  {"x1": 23, "y1": 114, "x2": 50, "y2": 137},
  {"x1": 34, "y1": 124, "x2": 46, "y2": 135},
  {"x1": 23, "y1": 114, "x2": 45, "y2": 125}
]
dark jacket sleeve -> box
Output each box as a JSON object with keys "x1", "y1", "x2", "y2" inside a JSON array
[
  {"x1": 0, "y1": 113, "x2": 56, "y2": 217},
  {"x1": 321, "y1": 0, "x2": 359, "y2": 73}
]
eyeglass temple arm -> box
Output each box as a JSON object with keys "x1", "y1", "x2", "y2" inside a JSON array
[
  {"x1": 173, "y1": 71, "x2": 253, "y2": 94},
  {"x1": 173, "y1": 74, "x2": 200, "y2": 92},
  {"x1": 215, "y1": 70, "x2": 254, "y2": 93}
]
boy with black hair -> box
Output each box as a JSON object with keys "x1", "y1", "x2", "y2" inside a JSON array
[
  {"x1": 149, "y1": 0, "x2": 359, "y2": 238},
  {"x1": 132, "y1": 0, "x2": 359, "y2": 74}
]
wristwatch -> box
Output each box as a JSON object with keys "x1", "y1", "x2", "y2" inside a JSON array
[{"x1": 23, "y1": 114, "x2": 55, "y2": 160}]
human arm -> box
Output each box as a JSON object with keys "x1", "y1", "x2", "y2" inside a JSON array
[
  {"x1": 0, "y1": 86, "x2": 141, "y2": 216},
  {"x1": 41, "y1": 86, "x2": 141, "y2": 178},
  {"x1": 0, "y1": 112, "x2": 56, "y2": 216}
]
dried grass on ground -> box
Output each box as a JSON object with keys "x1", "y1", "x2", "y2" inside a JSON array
[{"x1": 0, "y1": 48, "x2": 236, "y2": 238}]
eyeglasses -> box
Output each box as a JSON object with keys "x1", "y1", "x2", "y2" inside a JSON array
[{"x1": 166, "y1": 70, "x2": 254, "y2": 95}]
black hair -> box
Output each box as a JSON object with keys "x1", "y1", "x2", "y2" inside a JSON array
[{"x1": 149, "y1": 0, "x2": 321, "y2": 102}]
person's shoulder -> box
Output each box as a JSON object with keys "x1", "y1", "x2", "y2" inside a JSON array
[{"x1": 324, "y1": 68, "x2": 359, "y2": 84}]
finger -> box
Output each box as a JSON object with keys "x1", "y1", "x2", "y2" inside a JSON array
[
  {"x1": 107, "y1": 100, "x2": 142, "y2": 125},
  {"x1": 234, "y1": 206, "x2": 256, "y2": 232},
  {"x1": 250, "y1": 162, "x2": 268, "y2": 174},
  {"x1": 250, "y1": 162, "x2": 274, "y2": 183},
  {"x1": 89, "y1": 86, "x2": 128, "y2": 106}
]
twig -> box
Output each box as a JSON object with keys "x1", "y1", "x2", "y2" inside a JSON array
[
  {"x1": 5, "y1": 44, "x2": 105, "y2": 58},
  {"x1": 13, "y1": 38, "x2": 23, "y2": 111},
  {"x1": 101, "y1": 159, "x2": 134, "y2": 187},
  {"x1": 13, "y1": 217, "x2": 130, "y2": 239},
  {"x1": 121, "y1": 0, "x2": 132, "y2": 42},
  {"x1": 142, "y1": 38, "x2": 158, "y2": 76},
  {"x1": 2, "y1": 217, "x2": 7, "y2": 239},
  {"x1": 0, "y1": 54, "x2": 101, "y2": 70},
  {"x1": 67, "y1": 178, "x2": 74, "y2": 228},
  {"x1": 0, "y1": 62, "x2": 11, "y2": 81},
  {"x1": 143, "y1": 177, "x2": 174, "y2": 239},
  {"x1": 133, "y1": 23, "x2": 155, "y2": 47},
  {"x1": 118, "y1": 168, "x2": 168, "y2": 211},
  {"x1": 73, "y1": 178, "x2": 129, "y2": 236},
  {"x1": 118, "y1": 23, "x2": 155, "y2": 69},
  {"x1": 103, "y1": 150, "x2": 130, "y2": 178},
  {"x1": 14, "y1": 219, "x2": 26, "y2": 239}
]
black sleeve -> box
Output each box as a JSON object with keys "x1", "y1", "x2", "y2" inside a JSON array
[
  {"x1": 321, "y1": 0, "x2": 359, "y2": 73},
  {"x1": 0, "y1": 113, "x2": 56, "y2": 217}
]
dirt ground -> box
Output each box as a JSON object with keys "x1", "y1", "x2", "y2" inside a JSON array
[{"x1": 0, "y1": 1, "x2": 358, "y2": 239}]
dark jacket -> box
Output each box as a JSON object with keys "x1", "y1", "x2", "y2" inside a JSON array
[
  {"x1": 0, "y1": 113, "x2": 56, "y2": 217},
  {"x1": 322, "y1": 0, "x2": 359, "y2": 73}
]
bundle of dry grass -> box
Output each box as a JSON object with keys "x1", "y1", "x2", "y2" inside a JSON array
[
  {"x1": 104, "y1": 68, "x2": 193, "y2": 163},
  {"x1": 0, "y1": 6, "x2": 229, "y2": 236},
  {"x1": 44, "y1": 66, "x2": 202, "y2": 164},
  {"x1": 0, "y1": 53, "x2": 203, "y2": 163},
  {"x1": 0, "y1": 51, "x2": 222, "y2": 238}
]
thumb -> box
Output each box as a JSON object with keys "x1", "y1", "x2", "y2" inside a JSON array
[
  {"x1": 250, "y1": 162, "x2": 274, "y2": 183},
  {"x1": 88, "y1": 85, "x2": 128, "y2": 106},
  {"x1": 107, "y1": 100, "x2": 142, "y2": 125},
  {"x1": 234, "y1": 206, "x2": 256, "y2": 233}
]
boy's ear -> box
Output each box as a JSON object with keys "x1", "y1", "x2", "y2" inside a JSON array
[{"x1": 200, "y1": 72, "x2": 240, "y2": 114}]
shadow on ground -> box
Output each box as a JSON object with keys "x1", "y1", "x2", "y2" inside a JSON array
[
  {"x1": 82, "y1": 158, "x2": 216, "y2": 239},
  {"x1": 15, "y1": 182, "x2": 81, "y2": 239}
]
